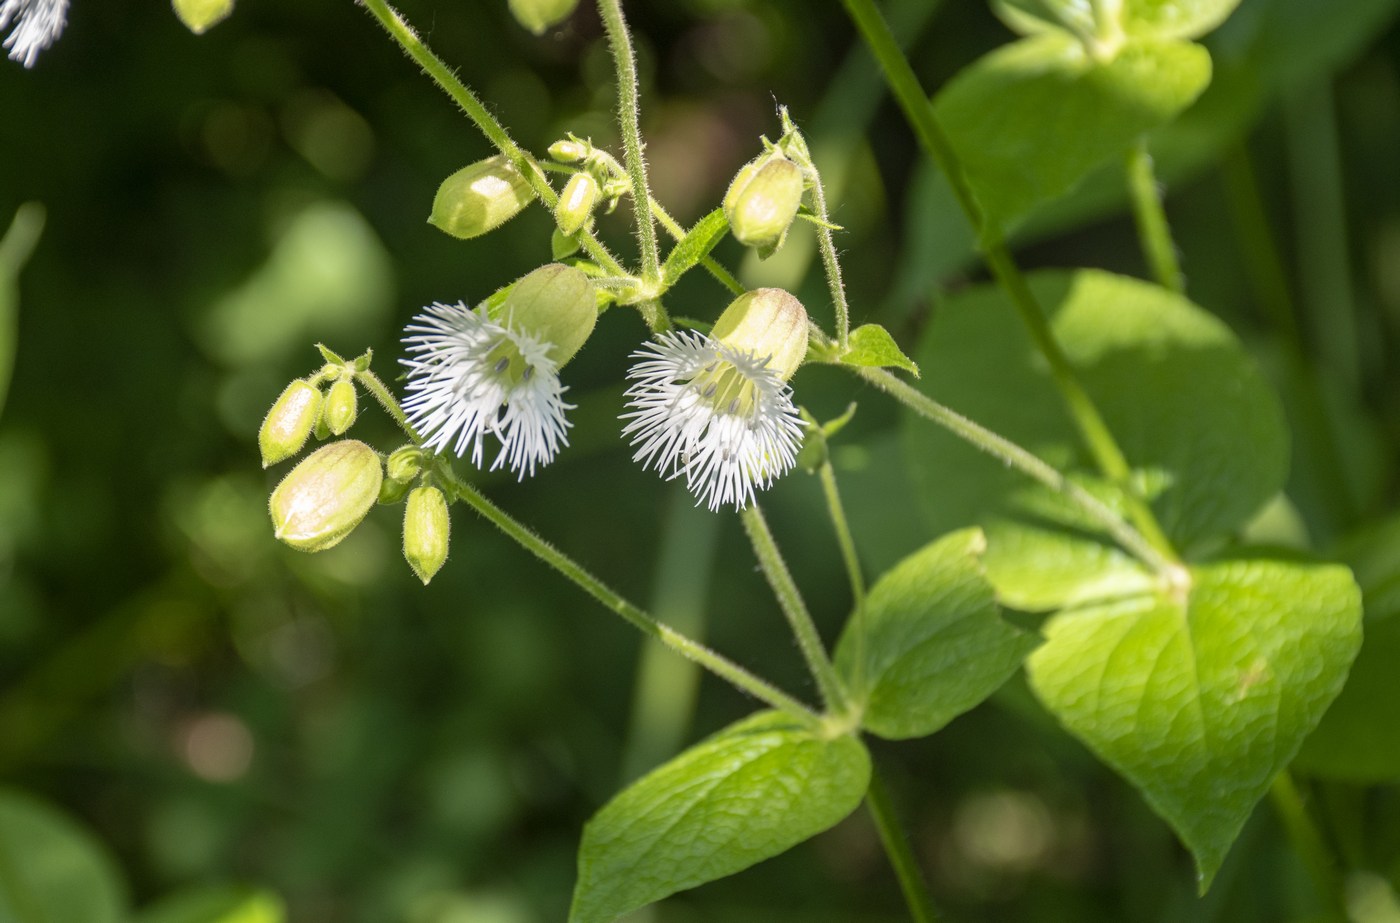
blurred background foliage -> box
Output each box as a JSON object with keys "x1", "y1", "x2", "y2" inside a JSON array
[{"x1": 1, "y1": 0, "x2": 1399, "y2": 920}]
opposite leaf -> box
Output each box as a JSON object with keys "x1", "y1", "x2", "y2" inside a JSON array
[
  {"x1": 0, "y1": 789, "x2": 128, "y2": 923},
  {"x1": 661, "y1": 208, "x2": 730, "y2": 287},
  {"x1": 835, "y1": 528, "x2": 1038, "y2": 739},
  {"x1": 570, "y1": 711, "x2": 870, "y2": 923},
  {"x1": 838, "y1": 324, "x2": 920, "y2": 376},
  {"x1": 1027, "y1": 558, "x2": 1362, "y2": 889}
]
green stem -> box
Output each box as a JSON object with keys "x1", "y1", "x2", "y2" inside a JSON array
[
  {"x1": 819, "y1": 461, "x2": 866, "y2": 693},
  {"x1": 806, "y1": 156, "x2": 853, "y2": 348},
  {"x1": 740, "y1": 504, "x2": 850, "y2": 715},
  {"x1": 1125, "y1": 140, "x2": 1184, "y2": 295},
  {"x1": 596, "y1": 0, "x2": 662, "y2": 288},
  {"x1": 1270, "y1": 772, "x2": 1347, "y2": 920},
  {"x1": 651, "y1": 198, "x2": 746, "y2": 296},
  {"x1": 357, "y1": 0, "x2": 625, "y2": 277},
  {"x1": 866, "y1": 767, "x2": 941, "y2": 923},
  {"x1": 840, "y1": 0, "x2": 1178, "y2": 565},
  {"x1": 355, "y1": 371, "x2": 818, "y2": 723},
  {"x1": 850, "y1": 363, "x2": 1181, "y2": 579}
]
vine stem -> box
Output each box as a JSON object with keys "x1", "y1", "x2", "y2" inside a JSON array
[
  {"x1": 1125, "y1": 140, "x2": 1185, "y2": 295},
  {"x1": 866, "y1": 767, "x2": 941, "y2": 923},
  {"x1": 596, "y1": 0, "x2": 662, "y2": 289},
  {"x1": 1270, "y1": 772, "x2": 1348, "y2": 920},
  {"x1": 806, "y1": 153, "x2": 853, "y2": 348},
  {"x1": 355, "y1": 370, "x2": 818, "y2": 724},
  {"x1": 356, "y1": 0, "x2": 625, "y2": 277},
  {"x1": 838, "y1": 0, "x2": 1179, "y2": 566},
  {"x1": 740, "y1": 504, "x2": 850, "y2": 716},
  {"x1": 820, "y1": 461, "x2": 866, "y2": 694}
]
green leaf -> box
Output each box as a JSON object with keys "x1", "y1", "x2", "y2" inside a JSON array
[
  {"x1": 137, "y1": 885, "x2": 285, "y2": 923},
  {"x1": 835, "y1": 528, "x2": 1038, "y2": 739},
  {"x1": 993, "y1": 0, "x2": 1244, "y2": 42},
  {"x1": 903, "y1": 269, "x2": 1288, "y2": 610},
  {"x1": 838, "y1": 324, "x2": 919, "y2": 376},
  {"x1": 0, "y1": 789, "x2": 128, "y2": 923},
  {"x1": 570, "y1": 711, "x2": 870, "y2": 922},
  {"x1": 661, "y1": 208, "x2": 730, "y2": 287},
  {"x1": 935, "y1": 32, "x2": 1211, "y2": 228},
  {"x1": 1027, "y1": 558, "x2": 1362, "y2": 889},
  {"x1": 0, "y1": 204, "x2": 44, "y2": 417}
]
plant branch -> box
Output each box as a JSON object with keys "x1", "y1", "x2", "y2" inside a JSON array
[
  {"x1": 867, "y1": 767, "x2": 941, "y2": 923},
  {"x1": 1270, "y1": 772, "x2": 1348, "y2": 920},
  {"x1": 819, "y1": 461, "x2": 866, "y2": 692},
  {"x1": 1126, "y1": 140, "x2": 1184, "y2": 295}
]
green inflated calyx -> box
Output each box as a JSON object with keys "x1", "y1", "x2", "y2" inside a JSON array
[
  {"x1": 403, "y1": 485, "x2": 451, "y2": 585},
  {"x1": 723, "y1": 149, "x2": 805, "y2": 258},
  {"x1": 173, "y1": 0, "x2": 235, "y2": 34},
  {"x1": 429, "y1": 155, "x2": 534, "y2": 240},
  {"x1": 269, "y1": 440, "x2": 382, "y2": 552},
  {"x1": 259, "y1": 379, "x2": 321, "y2": 467},
  {"x1": 494, "y1": 263, "x2": 597, "y2": 368},
  {"x1": 710, "y1": 288, "x2": 810, "y2": 382},
  {"x1": 508, "y1": 0, "x2": 579, "y2": 35},
  {"x1": 322, "y1": 377, "x2": 358, "y2": 436}
]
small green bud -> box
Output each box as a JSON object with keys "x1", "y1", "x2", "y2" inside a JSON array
[
  {"x1": 386, "y1": 445, "x2": 424, "y2": 483},
  {"x1": 323, "y1": 378, "x2": 358, "y2": 436},
  {"x1": 508, "y1": 0, "x2": 579, "y2": 36},
  {"x1": 403, "y1": 486, "x2": 451, "y2": 584},
  {"x1": 554, "y1": 172, "x2": 600, "y2": 237},
  {"x1": 269, "y1": 440, "x2": 383, "y2": 552},
  {"x1": 496, "y1": 263, "x2": 597, "y2": 367},
  {"x1": 378, "y1": 477, "x2": 412, "y2": 505},
  {"x1": 429, "y1": 155, "x2": 534, "y2": 240},
  {"x1": 723, "y1": 151, "x2": 805, "y2": 258},
  {"x1": 259, "y1": 379, "x2": 322, "y2": 468},
  {"x1": 173, "y1": 0, "x2": 234, "y2": 34},
  {"x1": 548, "y1": 138, "x2": 589, "y2": 164},
  {"x1": 711, "y1": 288, "x2": 810, "y2": 381}
]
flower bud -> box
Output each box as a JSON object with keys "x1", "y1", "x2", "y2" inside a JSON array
[
  {"x1": 403, "y1": 486, "x2": 451, "y2": 584},
  {"x1": 429, "y1": 155, "x2": 534, "y2": 240},
  {"x1": 269, "y1": 440, "x2": 383, "y2": 552},
  {"x1": 548, "y1": 139, "x2": 589, "y2": 164},
  {"x1": 323, "y1": 378, "x2": 358, "y2": 436},
  {"x1": 554, "y1": 172, "x2": 599, "y2": 237},
  {"x1": 723, "y1": 151, "x2": 805, "y2": 258},
  {"x1": 497, "y1": 263, "x2": 597, "y2": 368},
  {"x1": 710, "y1": 288, "x2": 810, "y2": 381},
  {"x1": 508, "y1": 0, "x2": 579, "y2": 36},
  {"x1": 385, "y1": 445, "x2": 424, "y2": 483},
  {"x1": 173, "y1": 0, "x2": 235, "y2": 34},
  {"x1": 259, "y1": 379, "x2": 322, "y2": 468}
]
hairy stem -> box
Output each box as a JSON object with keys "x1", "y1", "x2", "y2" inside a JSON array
[
  {"x1": 806, "y1": 155, "x2": 853, "y2": 348},
  {"x1": 867, "y1": 767, "x2": 941, "y2": 923},
  {"x1": 820, "y1": 461, "x2": 866, "y2": 693},
  {"x1": 1126, "y1": 140, "x2": 1185, "y2": 295},
  {"x1": 741, "y1": 504, "x2": 850, "y2": 716}
]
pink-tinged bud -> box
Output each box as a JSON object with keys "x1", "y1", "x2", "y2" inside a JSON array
[{"x1": 269, "y1": 440, "x2": 382, "y2": 552}]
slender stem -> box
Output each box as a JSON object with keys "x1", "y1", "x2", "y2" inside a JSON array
[
  {"x1": 807, "y1": 159, "x2": 853, "y2": 347},
  {"x1": 1125, "y1": 141, "x2": 1185, "y2": 295},
  {"x1": 1270, "y1": 772, "x2": 1347, "y2": 920},
  {"x1": 850, "y1": 363, "x2": 1180, "y2": 578},
  {"x1": 866, "y1": 766, "x2": 941, "y2": 923},
  {"x1": 355, "y1": 371, "x2": 819, "y2": 723},
  {"x1": 740, "y1": 504, "x2": 850, "y2": 715},
  {"x1": 357, "y1": 0, "x2": 625, "y2": 277},
  {"x1": 840, "y1": 0, "x2": 1179, "y2": 565},
  {"x1": 819, "y1": 461, "x2": 866, "y2": 693},
  {"x1": 651, "y1": 198, "x2": 746, "y2": 296},
  {"x1": 0, "y1": 202, "x2": 45, "y2": 273},
  {"x1": 596, "y1": 0, "x2": 662, "y2": 286}
]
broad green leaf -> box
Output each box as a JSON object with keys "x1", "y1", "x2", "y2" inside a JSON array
[
  {"x1": 138, "y1": 885, "x2": 285, "y2": 923},
  {"x1": 834, "y1": 528, "x2": 1038, "y2": 739},
  {"x1": 570, "y1": 711, "x2": 870, "y2": 922},
  {"x1": 661, "y1": 208, "x2": 729, "y2": 287},
  {"x1": 0, "y1": 204, "x2": 44, "y2": 417},
  {"x1": 1027, "y1": 558, "x2": 1362, "y2": 889},
  {"x1": 935, "y1": 32, "x2": 1210, "y2": 228},
  {"x1": 1120, "y1": 0, "x2": 1244, "y2": 39},
  {"x1": 837, "y1": 324, "x2": 919, "y2": 376},
  {"x1": 904, "y1": 270, "x2": 1287, "y2": 610},
  {"x1": 0, "y1": 789, "x2": 127, "y2": 923}
]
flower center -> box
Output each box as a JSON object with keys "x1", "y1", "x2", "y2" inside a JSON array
[
  {"x1": 690, "y1": 360, "x2": 759, "y2": 418},
  {"x1": 484, "y1": 338, "x2": 536, "y2": 388}
]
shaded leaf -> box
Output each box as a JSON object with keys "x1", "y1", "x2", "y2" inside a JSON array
[{"x1": 0, "y1": 789, "x2": 127, "y2": 923}]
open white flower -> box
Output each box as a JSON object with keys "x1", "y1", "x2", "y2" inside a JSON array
[
  {"x1": 622, "y1": 288, "x2": 810, "y2": 512},
  {"x1": 402, "y1": 301, "x2": 571, "y2": 479},
  {"x1": 1, "y1": 0, "x2": 68, "y2": 68}
]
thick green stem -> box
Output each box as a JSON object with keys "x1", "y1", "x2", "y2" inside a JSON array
[
  {"x1": 741, "y1": 504, "x2": 850, "y2": 715},
  {"x1": 1126, "y1": 141, "x2": 1184, "y2": 295},
  {"x1": 355, "y1": 370, "x2": 818, "y2": 723},
  {"x1": 839, "y1": 0, "x2": 1178, "y2": 566},
  {"x1": 357, "y1": 0, "x2": 625, "y2": 277},
  {"x1": 820, "y1": 461, "x2": 866, "y2": 693},
  {"x1": 866, "y1": 767, "x2": 941, "y2": 923},
  {"x1": 597, "y1": 0, "x2": 662, "y2": 288},
  {"x1": 1270, "y1": 772, "x2": 1348, "y2": 920}
]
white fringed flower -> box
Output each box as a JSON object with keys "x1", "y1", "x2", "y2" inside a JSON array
[
  {"x1": 622, "y1": 329, "x2": 804, "y2": 512},
  {"x1": 401, "y1": 301, "x2": 571, "y2": 479},
  {"x1": 1, "y1": 0, "x2": 67, "y2": 68}
]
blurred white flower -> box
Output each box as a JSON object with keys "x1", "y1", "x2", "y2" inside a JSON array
[{"x1": 1, "y1": 0, "x2": 67, "y2": 68}]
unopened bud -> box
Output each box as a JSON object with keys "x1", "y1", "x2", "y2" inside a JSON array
[
  {"x1": 497, "y1": 263, "x2": 597, "y2": 367},
  {"x1": 711, "y1": 288, "x2": 810, "y2": 381},
  {"x1": 259, "y1": 379, "x2": 322, "y2": 468},
  {"x1": 386, "y1": 445, "x2": 424, "y2": 483},
  {"x1": 323, "y1": 378, "x2": 358, "y2": 436},
  {"x1": 723, "y1": 151, "x2": 805, "y2": 258},
  {"x1": 173, "y1": 0, "x2": 234, "y2": 34},
  {"x1": 430, "y1": 155, "x2": 534, "y2": 240},
  {"x1": 403, "y1": 486, "x2": 451, "y2": 584},
  {"x1": 548, "y1": 139, "x2": 589, "y2": 164},
  {"x1": 269, "y1": 440, "x2": 383, "y2": 552},
  {"x1": 508, "y1": 0, "x2": 579, "y2": 36},
  {"x1": 554, "y1": 172, "x2": 599, "y2": 237}
]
